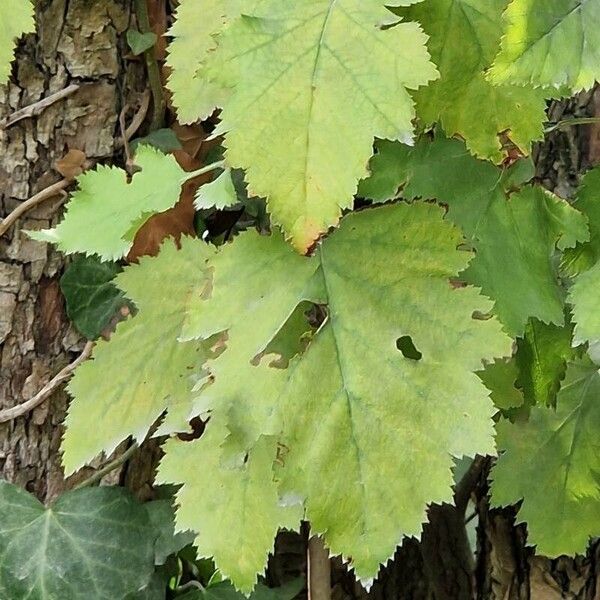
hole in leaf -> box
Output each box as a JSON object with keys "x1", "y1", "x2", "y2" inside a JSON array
[{"x1": 396, "y1": 335, "x2": 422, "y2": 361}]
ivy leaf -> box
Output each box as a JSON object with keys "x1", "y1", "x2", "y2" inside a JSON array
[
  {"x1": 0, "y1": 482, "x2": 155, "y2": 599},
  {"x1": 195, "y1": 169, "x2": 239, "y2": 210},
  {"x1": 62, "y1": 238, "x2": 211, "y2": 475},
  {"x1": 491, "y1": 359, "x2": 600, "y2": 556},
  {"x1": 360, "y1": 137, "x2": 588, "y2": 335},
  {"x1": 157, "y1": 424, "x2": 302, "y2": 593},
  {"x1": 28, "y1": 146, "x2": 186, "y2": 261},
  {"x1": 166, "y1": 0, "x2": 237, "y2": 124},
  {"x1": 396, "y1": 0, "x2": 549, "y2": 160},
  {"x1": 60, "y1": 255, "x2": 127, "y2": 340},
  {"x1": 146, "y1": 500, "x2": 195, "y2": 565},
  {"x1": 176, "y1": 203, "x2": 511, "y2": 583},
  {"x1": 0, "y1": 2, "x2": 34, "y2": 84},
  {"x1": 209, "y1": 1, "x2": 438, "y2": 251},
  {"x1": 515, "y1": 319, "x2": 578, "y2": 407},
  {"x1": 489, "y1": 0, "x2": 600, "y2": 92},
  {"x1": 127, "y1": 29, "x2": 157, "y2": 55},
  {"x1": 130, "y1": 129, "x2": 183, "y2": 154}
]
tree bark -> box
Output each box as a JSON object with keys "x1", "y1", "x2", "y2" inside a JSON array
[{"x1": 0, "y1": 0, "x2": 145, "y2": 503}]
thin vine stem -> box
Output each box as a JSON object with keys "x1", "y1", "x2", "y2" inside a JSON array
[
  {"x1": 182, "y1": 160, "x2": 227, "y2": 181},
  {"x1": 545, "y1": 116, "x2": 600, "y2": 133},
  {"x1": 134, "y1": 0, "x2": 165, "y2": 131},
  {"x1": 74, "y1": 442, "x2": 140, "y2": 490}
]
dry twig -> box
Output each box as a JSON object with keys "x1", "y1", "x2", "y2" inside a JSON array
[{"x1": 0, "y1": 341, "x2": 94, "y2": 423}]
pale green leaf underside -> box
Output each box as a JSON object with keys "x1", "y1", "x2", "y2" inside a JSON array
[
  {"x1": 398, "y1": 0, "x2": 548, "y2": 160},
  {"x1": 28, "y1": 146, "x2": 185, "y2": 261},
  {"x1": 195, "y1": 169, "x2": 239, "y2": 210},
  {"x1": 360, "y1": 137, "x2": 588, "y2": 335},
  {"x1": 0, "y1": 483, "x2": 155, "y2": 599},
  {"x1": 172, "y1": 203, "x2": 511, "y2": 583},
  {"x1": 210, "y1": 0, "x2": 438, "y2": 251},
  {"x1": 0, "y1": 2, "x2": 34, "y2": 83},
  {"x1": 62, "y1": 238, "x2": 210, "y2": 475},
  {"x1": 489, "y1": 0, "x2": 600, "y2": 91},
  {"x1": 492, "y1": 359, "x2": 600, "y2": 556}
]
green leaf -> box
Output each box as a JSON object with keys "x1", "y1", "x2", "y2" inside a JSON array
[
  {"x1": 127, "y1": 29, "x2": 158, "y2": 55},
  {"x1": 28, "y1": 146, "x2": 186, "y2": 261},
  {"x1": 396, "y1": 0, "x2": 549, "y2": 160},
  {"x1": 360, "y1": 136, "x2": 588, "y2": 335},
  {"x1": 209, "y1": 1, "x2": 438, "y2": 251},
  {"x1": 491, "y1": 359, "x2": 600, "y2": 556},
  {"x1": 515, "y1": 319, "x2": 577, "y2": 406},
  {"x1": 146, "y1": 500, "x2": 195, "y2": 565},
  {"x1": 0, "y1": 482, "x2": 155, "y2": 599},
  {"x1": 166, "y1": 0, "x2": 238, "y2": 124},
  {"x1": 157, "y1": 425, "x2": 302, "y2": 594},
  {"x1": 569, "y1": 261, "x2": 600, "y2": 346},
  {"x1": 478, "y1": 358, "x2": 523, "y2": 411},
  {"x1": 563, "y1": 166, "x2": 600, "y2": 276},
  {"x1": 0, "y1": 2, "x2": 34, "y2": 84},
  {"x1": 125, "y1": 573, "x2": 167, "y2": 600},
  {"x1": 180, "y1": 579, "x2": 304, "y2": 600},
  {"x1": 489, "y1": 0, "x2": 600, "y2": 92},
  {"x1": 60, "y1": 255, "x2": 127, "y2": 340},
  {"x1": 62, "y1": 238, "x2": 211, "y2": 475},
  {"x1": 195, "y1": 169, "x2": 239, "y2": 210},
  {"x1": 173, "y1": 203, "x2": 511, "y2": 583},
  {"x1": 130, "y1": 129, "x2": 183, "y2": 154}
]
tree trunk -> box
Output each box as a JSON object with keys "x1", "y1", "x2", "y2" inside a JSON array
[{"x1": 0, "y1": 0, "x2": 145, "y2": 503}]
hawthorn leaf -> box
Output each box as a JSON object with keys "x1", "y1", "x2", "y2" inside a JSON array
[
  {"x1": 62, "y1": 238, "x2": 211, "y2": 475},
  {"x1": 396, "y1": 0, "x2": 548, "y2": 160},
  {"x1": 491, "y1": 359, "x2": 600, "y2": 556},
  {"x1": 0, "y1": 483, "x2": 155, "y2": 599},
  {"x1": 569, "y1": 262, "x2": 600, "y2": 346},
  {"x1": 28, "y1": 146, "x2": 186, "y2": 261},
  {"x1": 478, "y1": 358, "x2": 523, "y2": 411},
  {"x1": 515, "y1": 319, "x2": 578, "y2": 407},
  {"x1": 209, "y1": 1, "x2": 438, "y2": 251},
  {"x1": 489, "y1": 0, "x2": 600, "y2": 92},
  {"x1": 563, "y1": 166, "x2": 600, "y2": 276},
  {"x1": 195, "y1": 169, "x2": 239, "y2": 210},
  {"x1": 181, "y1": 203, "x2": 511, "y2": 581},
  {"x1": 166, "y1": 0, "x2": 240, "y2": 124},
  {"x1": 360, "y1": 137, "x2": 588, "y2": 335},
  {"x1": 157, "y1": 424, "x2": 302, "y2": 594},
  {"x1": 60, "y1": 255, "x2": 127, "y2": 340},
  {"x1": 0, "y1": 2, "x2": 34, "y2": 84}
]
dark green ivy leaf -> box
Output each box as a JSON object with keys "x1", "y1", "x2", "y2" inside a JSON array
[
  {"x1": 60, "y1": 255, "x2": 127, "y2": 340},
  {"x1": 0, "y1": 482, "x2": 155, "y2": 599},
  {"x1": 146, "y1": 499, "x2": 195, "y2": 565},
  {"x1": 127, "y1": 29, "x2": 157, "y2": 55},
  {"x1": 130, "y1": 129, "x2": 183, "y2": 155}
]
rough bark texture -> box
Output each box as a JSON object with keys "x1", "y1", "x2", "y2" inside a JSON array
[{"x1": 0, "y1": 0, "x2": 145, "y2": 502}]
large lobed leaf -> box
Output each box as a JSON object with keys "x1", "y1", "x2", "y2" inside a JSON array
[
  {"x1": 491, "y1": 359, "x2": 600, "y2": 556},
  {"x1": 489, "y1": 0, "x2": 600, "y2": 92},
  {"x1": 61, "y1": 237, "x2": 211, "y2": 475},
  {"x1": 0, "y1": 483, "x2": 155, "y2": 599},
  {"x1": 164, "y1": 202, "x2": 511, "y2": 585},
  {"x1": 359, "y1": 136, "x2": 589, "y2": 335},
  {"x1": 0, "y1": 2, "x2": 34, "y2": 84},
  {"x1": 396, "y1": 0, "x2": 549, "y2": 161},
  {"x1": 207, "y1": 0, "x2": 438, "y2": 251},
  {"x1": 29, "y1": 146, "x2": 186, "y2": 261}
]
